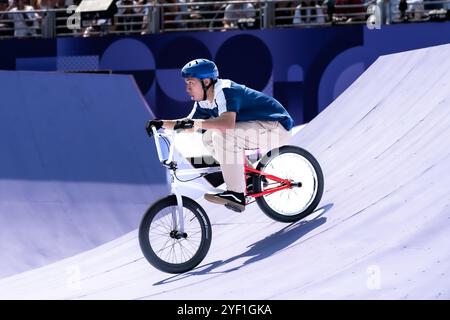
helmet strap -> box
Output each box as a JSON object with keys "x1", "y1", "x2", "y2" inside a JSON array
[{"x1": 200, "y1": 79, "x2": 216, "y2": 101}]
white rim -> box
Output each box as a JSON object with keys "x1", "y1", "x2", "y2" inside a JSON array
[
  {"x1": 149, "y1": 206, "x2": 202, "y2": 264},
  {"x1": 260, "y1": 153, "x2": 318, "y2": 216}
]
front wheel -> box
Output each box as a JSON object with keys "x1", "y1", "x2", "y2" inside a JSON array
[
  {"x1": 139, "y1": 195, "x2": 212, "y2": 273},
  {"x1": 253, "y1": 145, "x2": 324, "y2": 223}
]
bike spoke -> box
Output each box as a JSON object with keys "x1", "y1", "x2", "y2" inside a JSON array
[
  {"x1": 154, "y1": 237, "x2": 174, "y2": 255},
  {"x1": 261, "y1": 153, "x2": 319, "y2": 215},
  {"x1": 148, "y1": 205, "x2": 204, "y2": 264},
  {"x1": 177, "y1": 240, "x2": 196, "y2": 258}
]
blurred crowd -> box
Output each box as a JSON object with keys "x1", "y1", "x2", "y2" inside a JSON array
[
  {"x1": 1, "y1": 0, "x2": 449, "y2": 38},
  {"x1": 0, "y1": 0, "x2": 78, "y2": 37}
]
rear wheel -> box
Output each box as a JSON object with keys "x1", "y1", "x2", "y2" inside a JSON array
[
  {"x1": 253, "y1": 145, "x2": 324, "y2": 223},
  {"x1": 139, "y1": 195, "x2": 212, "y2": 273}
]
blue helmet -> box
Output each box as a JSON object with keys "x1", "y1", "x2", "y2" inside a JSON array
[{"x1": 181, "y1": 59, "x2": 219, "y2": 80}]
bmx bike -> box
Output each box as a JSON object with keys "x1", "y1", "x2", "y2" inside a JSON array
[{"x1": 139, "y1": 124, "x2": 324, "y2": 273}]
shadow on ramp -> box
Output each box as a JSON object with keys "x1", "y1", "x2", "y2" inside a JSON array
[{"x1": 154, "y1": 203, "x2": 333, "y2": 285}]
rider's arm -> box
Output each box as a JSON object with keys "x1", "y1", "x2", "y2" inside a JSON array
[{"x1": 193, "y1": 112, "x2": 236, "y2": 131}]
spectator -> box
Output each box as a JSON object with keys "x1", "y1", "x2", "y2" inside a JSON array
[
  {"x1": 334, "y1": 0, "x2": 366, "y2": 23},
  {"x1": 187, "y1": 0, "x2": 216, "y2": 29},
  {"x1": 8, "y1": 0, "x2": 41, "y2": 37},
  {"x1": 173, "y1": 0, "x2": 189, "y2": 29},
  {"x1": 293, "y1": 0, "x2": 326, "y2": 25},
  {"x1": 30, "y1": 0, "x2": 39, "y2": 8},
  {"x1": 323, "y1": 0, "x2": 335, "y2": 23},
  {"x1": 115, "y1": 0, "x2": 140, "y2": 34},
  {"x1": 40, "y1": 0, "x2": 54, "y2": 10},
  {"x1": 391, "y1": 0, "x2": 424, "y2": 22},
  {"x1": 223, "y1": 2, "x2": 256, "y2": 29},
  {"x1": 138, "y1": 0, "x2": 150, "y2": 34},
  {"x1": 0, "y1": 0, "x2": 14, "y2": 37},
  {"x1": 275, "y1": 0, "x2": 296, "y2": 26},
  {"x1": 39, "y1": 0, "x2": 56, "y2": 37},
  {"x1": 399, "y1": 0, "x2": 408, "y2": 20},
  {"x1": 408, "y1": 0, "x2": 424, "y2": 20},
  {"x1": 160, "y1": 0, "x2": 189, "y2": 30},
  {"x1": 207, "y1": 1, "x2": 225, "y2": 30}
]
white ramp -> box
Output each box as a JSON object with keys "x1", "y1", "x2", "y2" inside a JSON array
[
  {"x1": 0, "y1": 44, "x2": 449, "y2": 299},
  {"x1": 0, "y1": 72, "x2": 168, "y2": 279}
]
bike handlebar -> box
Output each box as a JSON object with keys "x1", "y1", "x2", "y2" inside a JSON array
[
  {"x1": 151, "y1": 126, "x2": 174, "y2": 163},
  {"x1": 148, "y1": 119, "x2": 194, "y2": 165}
]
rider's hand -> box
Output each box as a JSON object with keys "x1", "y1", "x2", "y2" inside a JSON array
[
  {"x1": 146, "y1": 119, "x2": 163, "y2": 137},
  {"x1": 173, "y1": 118, "x2": 194, "y2": 131}
]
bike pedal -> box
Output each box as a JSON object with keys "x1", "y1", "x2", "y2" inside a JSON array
[{"x1": 224, "y1": 203, "x2": 244, "y2": 213}]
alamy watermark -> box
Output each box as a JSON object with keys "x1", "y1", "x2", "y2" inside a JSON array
[
  {"x1": 66, "y1": 264, "x2": 82, "y2": 290},
  {"x1": 366, "y1": 265, "x2": 382, "y2": 290},
  {"x1": 66, "y1": 5, "x2": 81, "y2": 30},
  {"x1": 195, "y1": 127, "x2": 286, "y2": 167},
  {"x1": 366, "y1": 4, "x2": 382, "y2": 30}
]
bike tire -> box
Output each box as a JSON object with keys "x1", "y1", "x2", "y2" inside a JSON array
[
  {"x1": 139, "y1": 195, "x2": 212, "y2": 273},
  {"x1": 253, "y1": 145, "x2": 324, "y2": 223}
]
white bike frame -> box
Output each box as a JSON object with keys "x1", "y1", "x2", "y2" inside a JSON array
[{"x1": 151, "y1": 126, "x2": 224, "y2": 234}]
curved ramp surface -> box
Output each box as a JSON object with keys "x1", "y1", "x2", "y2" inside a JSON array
[
  {"x1": 0, "y1": 71, "x2": 168, "y2": 279},
  {"x1": 0, "y1": 44, "x2": 449, "y2": 299}
]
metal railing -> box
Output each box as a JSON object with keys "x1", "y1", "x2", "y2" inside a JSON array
[
  {"x1": 0, "y1": 0, "x2": 449, "y2": 39},
  {"x1": 155, "y1": 1, "x2": 263, "y2": 32}
]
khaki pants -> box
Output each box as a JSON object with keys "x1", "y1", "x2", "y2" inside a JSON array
[{"x1": 202, "y1": 121, "x2": 291, "y2": 193}]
